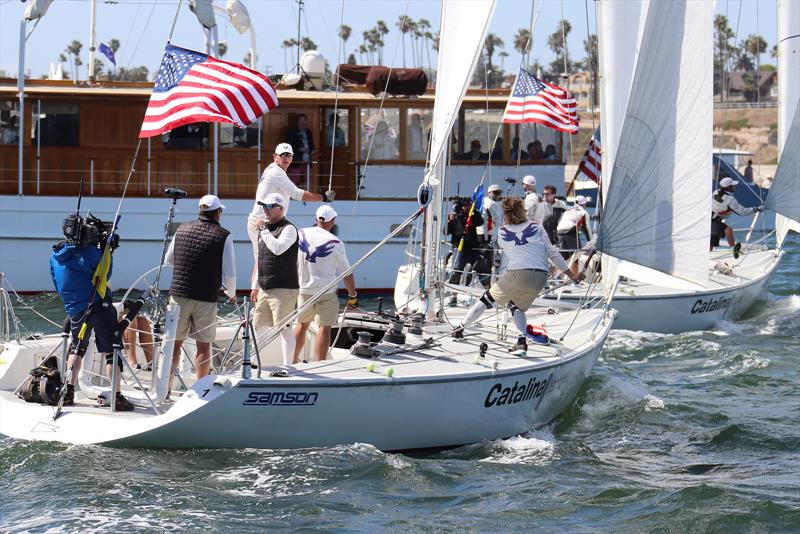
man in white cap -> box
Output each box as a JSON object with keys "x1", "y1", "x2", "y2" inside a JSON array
[
  {"x1": 481, "y1": 184, "x2": 504, "y2": 242},
  {"x1": 293, "y1": 205, "x2": 358, "y2": 363},
  {"x1": 711, "y1": 177, "x2": 761, "y2": 257},
  {"x1": 247, "y1": 143, "x2": 335, "y2": 277},
  {"x1": 165, "y1": 194, "x2": 236, "y2": 381},
  {"x1": 522, "y1": 175, "x2": 542, "y2": 222},
  {"x1": 251, "y1": 192, "x2": 300, "y2": 366},
  {"x1": 556, "y1": 195, "x2": 593, "y2": 275}
]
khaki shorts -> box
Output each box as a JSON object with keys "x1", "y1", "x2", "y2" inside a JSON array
[
  {"x1": 170, "y1": 295, "x2": 218, "y2": 343},
  {"x1": 489, "y1": 269, "x2": 547, "y2": 310},
  {"x1": 297, "y1": 292, "x2": 340, "y2": 327},
  {"x1": 253, "y1": 288, "x2": 298, "y2": 328}
]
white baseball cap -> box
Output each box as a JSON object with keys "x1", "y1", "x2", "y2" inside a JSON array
[
  {"x1": 720, "y1": 177, "x2": 739, "y2": 188},
  {"x1": 258, "y1": 192, "x2": 287, "y2": 210},
  {"x1": 316, "y1": 205, "x2": 338, "y2": 222},
  {"x1": 575, "y1": 195, "x2": 588, "y2": 206},
  {"x1": 199, "y1": 194, "x2": 225, "y2": 211},
  {"x1": 274, "y1": 142, "x2": 294, "y2": 156},
  {"x1": 487, "y1": 184, "x2": 501, "y2": 193},
  {"x1": 522, "y1": 175, "x2": 536, "y2": 187}
]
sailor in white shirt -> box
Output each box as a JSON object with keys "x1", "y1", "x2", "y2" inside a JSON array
[
  {"x1": 480, "y1": 184, "x2": 504, "y2": 242},
  {"x1": 711, "y1": 177, "x2": 761, "y2": 257},
  {"x1": 247, "y1": 143, "x2": 332, "y2": 283},
  {"x1": 522, "y1": 175, "x2": 542, "y2": 222},
  {"x1": 293, "y1": 205, "x2": 357, "y2": 362},
  {"x1": 452, "y1": 198, "x2": 583, "y2": 352},
  {"x1": 557, "y1": 195, "x2": 593, "y2": 260}
]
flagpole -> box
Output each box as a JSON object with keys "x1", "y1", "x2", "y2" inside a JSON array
[{"x1": 88, "y1": 0, "x2": 96, "y2": 82}]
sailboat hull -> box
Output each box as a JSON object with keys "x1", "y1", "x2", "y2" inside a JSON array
[
  {"x1": 0, "y1": 310, "x2": 613, "y2": 450},
  {"x1": 553, "y1": 249, "x2": 783, "y2": 334}
]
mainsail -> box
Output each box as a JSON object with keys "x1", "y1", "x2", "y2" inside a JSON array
[
  {"x1": 771, "y1": 0, "x2": 800, "y2": 242},
  {"x1": 419, "y1": 0, "x2": 496, "y2": 304},
  {"x1": 766, "y1": 101, "x2": 800, "y2": 224},
  {"x1": 597, "y1": 0, "x2": 713, "y2": 285},
  {"x1": 424, "y1": 0, "x2": 496, "y2": 185}
]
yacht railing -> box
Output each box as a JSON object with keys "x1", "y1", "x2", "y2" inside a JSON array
[{"x1": 0, "y1": 272, "x2": 21, "y2": 343}]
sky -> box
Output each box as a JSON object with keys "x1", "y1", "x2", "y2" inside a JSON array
[{"x1": 0, "y1": 0, "x2": 779, "y2": 80}]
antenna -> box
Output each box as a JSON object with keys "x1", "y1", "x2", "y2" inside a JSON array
[
  {"x1": 296, "y1": 0, "x2": 304, "y2": 73},
  {"x1": 75, "y1": 175, "x2": 85, "y2": 215}
]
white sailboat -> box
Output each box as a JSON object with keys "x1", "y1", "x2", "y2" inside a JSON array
[
  {"x1": 550, "y1": 0, "x2": 784, "y2": 334},
  {"x1": 0, "y1": 0, "x2": 614, "y2": 450}
]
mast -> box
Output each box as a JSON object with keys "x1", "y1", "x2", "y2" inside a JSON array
[{"x1": 88, "y1": 0, "x2": 96, "y2": 81}]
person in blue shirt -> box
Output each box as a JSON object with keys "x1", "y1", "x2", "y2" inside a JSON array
[{"x1": 50, "y1": 237, "x2": 134, "y2": 411}]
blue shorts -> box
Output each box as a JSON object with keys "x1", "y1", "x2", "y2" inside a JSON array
[{"x1": 70, "y1": 298, "x2": 118, "y2": 354}]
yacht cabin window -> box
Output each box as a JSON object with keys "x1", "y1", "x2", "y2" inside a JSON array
[
  {"x1": 0, "y1": 101, "x2": 20, "y2": 146},
  {"x1": 32, "y1": 102, "x2": 79, "y2": 147},
  {"x1": 405, "y1": 109, "x2": 431, "y2": 160},
  {"x1": 360, "y1": 108, "x2": 399, "y2": 160}
]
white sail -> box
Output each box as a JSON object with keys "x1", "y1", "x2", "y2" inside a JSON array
[
  {"x1": 767, "y1": 102, "x2": 800, "y2": 224},
  {"x1": 597, "y1": 0, "x2": 650, "y2": 193},
  {"x1": 769, "y1": 0, "x2": 800, "y2": 232},
  {"x1": 424, "y1": 0, "x2": 496, "y2": 185},
  {"x1": 419, "y1": 0, "x2": 496, "y2": 306},
  {"x1": 597, "y1": 0, "x2": 713, "y2": 285}
]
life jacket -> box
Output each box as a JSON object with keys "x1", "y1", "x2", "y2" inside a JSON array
[
  {"x1": 170, "y1": 216, "x2": 230, "y2": 302},
  {"x1": 712, "y1": 189, "x2": 733, "y2": 218},
  {"x1": 257, "y1": 218, "x2": 299, "y2": 290}
]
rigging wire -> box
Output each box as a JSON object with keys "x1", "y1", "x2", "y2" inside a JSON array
[
  {"x1": 352, "y1": 0, "x2": 411, "y2": 213},
  {"x1": 326, "y1": 0, "x2": 346, "y2": 194}
]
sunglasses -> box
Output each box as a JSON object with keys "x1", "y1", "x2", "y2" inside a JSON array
[
  {"x1": 277, "y1": 153, "x2": 293, "y2": 158},
  {"x1": 259, "y1": 203, "x2": 281, "y2": 210}
]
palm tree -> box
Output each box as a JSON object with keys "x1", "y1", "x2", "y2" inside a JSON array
[
  {"x1": 217, "y1": 42, "x2": 228, "y2": 58},
  {"x1": 282, "y1": 38, "x2": 297, "y2": 71},
  {"x1": 514, "y1": 28, "x2": 531, "y2": 67},
  {"x1": 498, "y1": 50, "x2": 509, "y2": 73},
  {"x1": 64, "y1": 40, "x2": 83, "y2": 80},
  {"x1": 396, "y1": 15, "x2": 412, "y2": 67},
  {"x1": 300, "y1": 37, "x2": 317, "y2": 52},
  {"x1": 484, "y1": 33, "x2": 504, "y2": 88},
  {"x1": 407, "y1": 19, "x2": 419, "y2": 67},
  {"x1": 547, "y1": 20, "x2": 572, "y2": 77},
  {"x1": 339, "y1": 24, "x2": 352, "y2": 60}
]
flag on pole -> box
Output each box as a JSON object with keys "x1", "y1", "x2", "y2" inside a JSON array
[
  {"x1": 458, "y1": 184, "x2": 485, "y2": 252},
  {"x1": 502, "y1": 67, "x2": 579, "y2": 134},
  {"x1": 98, "y1": 42, "x2": 116, "y2": 66},
  {"x1": 577, "y1": 127, "x2": 602, "y2": 182},
  {"x1": 139, "y1": 43, "x2": 278, "y2": 138}
]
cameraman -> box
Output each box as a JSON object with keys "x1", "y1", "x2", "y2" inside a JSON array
[
  {"x1": 50, "y1": 216, "x2": 134, "y2": 411},
  {"x1": 446, "y1": 198, "x2": 486, "y2": 304}
]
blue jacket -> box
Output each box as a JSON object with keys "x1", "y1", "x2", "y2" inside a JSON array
[{"x1": 50, "y1": 242, "x2": 113, "y2": 316}]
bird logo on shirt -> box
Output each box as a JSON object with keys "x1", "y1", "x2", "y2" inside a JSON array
[
  {"x1": 500, "y1": 223, "x2": 539, "y2": 246},
  {"x1": 298, "y1": 231, "x2": 341, "y2": 263}
]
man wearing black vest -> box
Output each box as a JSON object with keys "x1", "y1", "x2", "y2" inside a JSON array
[
  {"x1": 165, "y1": 194, "x2": 236, "y2": 380},
  {"x1": 250, "y1": 192, "x2": 299, "y2": 366}
]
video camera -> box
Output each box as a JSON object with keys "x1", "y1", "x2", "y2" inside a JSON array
[{"x1": 62, "y1": 212, "x2": 119, "y2": 250}]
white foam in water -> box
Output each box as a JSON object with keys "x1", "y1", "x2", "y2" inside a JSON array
[
  {"x1": 579, "y1": 376, "x2": 666, "y2": 429},
  {"x1": 477, "y1": 427, "x2": 558, "y2": 465}
]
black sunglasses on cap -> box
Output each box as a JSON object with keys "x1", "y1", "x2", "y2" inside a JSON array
[
  {"x1": 277, "y1": 152, "x2": 293, "y2": 158},
  {"x1": 258, "y1": 202, "x2": 281, "y2": 210}
]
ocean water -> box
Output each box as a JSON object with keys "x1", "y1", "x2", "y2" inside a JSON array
[{"x1": 1, "y1": 236, "x2": 798, "y2": 532}]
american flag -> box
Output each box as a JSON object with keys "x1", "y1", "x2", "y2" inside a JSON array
[
  {"x1": 139, "y1": 44, "x2": 278, "y2": 138},
  {"x1": 502, "y1": 68, "x2": 579, "y2": 134},
  {"x1": 577, "y1": 127, "x2": 602, "y2": 182}
]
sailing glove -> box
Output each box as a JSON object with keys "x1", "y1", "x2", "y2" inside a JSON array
[
  {"x1": 346, "y1": 293, "x2": 358, "y2": 308},
  {"x1": 323, "y1": 190, "x2": 336, "y2": 202}
]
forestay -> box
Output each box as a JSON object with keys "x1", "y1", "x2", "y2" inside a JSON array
[
  {"x1": 597, "y1": 0, "x2": 713, "y2": 286},
  {"x1": 423, "y1": 0, "x2": 496, "y2": 185}
]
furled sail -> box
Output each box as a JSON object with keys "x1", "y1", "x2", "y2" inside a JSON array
[
  {"x1": 597, "y1": 0, "x2": 713, "y2": 285},
  {"x1": 424, "y1": 0, "x2": 496, "y2": 185}
]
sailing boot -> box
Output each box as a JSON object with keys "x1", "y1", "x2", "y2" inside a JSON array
[
  {"x1": 62, "y1": 384, "x2": 75, "y2": 406},
  {"x1": 511, "y1": 335, "x2": 527, "y2": 353},
  {"x1": 733, "y1": 242, "x2": 742, "y2": 259},
  {"x1": 451, "y1": 325, "x2": 465, "y2": 339},
  {"x1": 115, "y1": 393, "x2": 135, "y2": 412}
]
